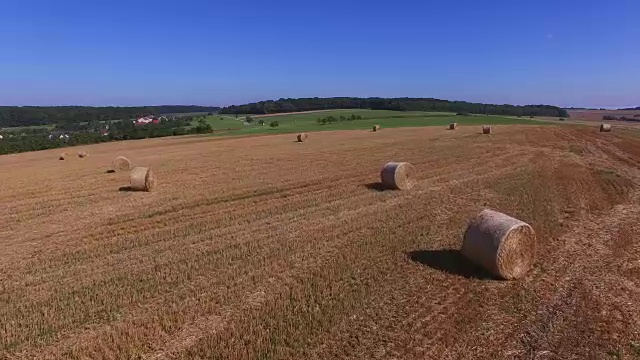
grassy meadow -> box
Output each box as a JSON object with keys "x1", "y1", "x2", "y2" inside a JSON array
[{"x1": 197, "y1": 109, "x2": 544, "y2": 136}]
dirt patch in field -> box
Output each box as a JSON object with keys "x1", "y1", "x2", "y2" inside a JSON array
[{"x1": 1, "y1": 125, "x2": 639, "y2": 359}]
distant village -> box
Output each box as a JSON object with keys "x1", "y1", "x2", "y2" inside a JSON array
[{"x1": 0, "y1": 115, "x2": 173, "y2": 142}]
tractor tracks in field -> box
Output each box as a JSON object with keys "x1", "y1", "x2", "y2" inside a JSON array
[{"x1": 502, "y1": 127, "x2": 640, "y2": 358}]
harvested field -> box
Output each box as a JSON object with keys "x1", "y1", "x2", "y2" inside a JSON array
[
  {"x1": 1, "y1": 125, "x2": 640, "y2": 359},
  {"x1": 568, "y1": 109, "x2": 640, "y2": 122}
]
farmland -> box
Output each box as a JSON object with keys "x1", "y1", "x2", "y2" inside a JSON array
[
  {"x1": 567, "y1": 109, "x2": 640, "y2": 122},
  {"x1": 1, "y1": 124, "x2": 640, "y2": 359},
  {"x1": 200, "y1": 109, "x2": 543, "y2": 136}
]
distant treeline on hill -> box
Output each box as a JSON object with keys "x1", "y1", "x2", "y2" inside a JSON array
[
  {"x1": 220, "y1": 97, "x2": 569, "y2": 118},
  {"x1": 0, "y1": 105, "x2": 221, "y2": 128},
  {"x1": 603, "y1": 115, "x2": 640, "y2": 121}
]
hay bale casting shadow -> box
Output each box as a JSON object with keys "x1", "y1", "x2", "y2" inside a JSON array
[
  {"x1": 297, "y1": 133, "x2": 308, "y2": 142},
  {"x1": 407, "y1": 250, "x2": 494, "y2": 279},
  {"x1": 380, "y1": 162, "x2": 415, "y2": 190},
  {"x1": 111, "y1": 156, "x2": 132, "y2": 171},
  {"x1": 130, "y1": 166, "x2": 156, "y2": 192},
  {"x1": 462, "y1": 209, "x2": 536, "y2": 280}
]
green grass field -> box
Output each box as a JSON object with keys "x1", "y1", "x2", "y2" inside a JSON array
[
  {"x1": 195, "y1": 109, "x2": 546, "y2": 137},
  {"x1": 2, "y1": 124, "x2": 55, "y2": 131}
]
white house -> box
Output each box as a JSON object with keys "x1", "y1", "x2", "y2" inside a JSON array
[{"x1": 135, "y1": 116, "x2": 159, "y2": 125}]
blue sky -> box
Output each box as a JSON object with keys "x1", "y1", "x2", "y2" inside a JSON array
[{"x1": 0, "y1": 0, "x2": 638, "y2": 108}]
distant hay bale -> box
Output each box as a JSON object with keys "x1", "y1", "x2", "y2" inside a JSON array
[
  {"x1": 373, "y1": 125, "x2": 381, "y2": 132},
  {"x1": 461, "y1": 209, "x2": 536, "y2": 280},
  {"x1": 380, "y1": 162, "x2": 415, "y2": 190},
  {"x1": 59, "y1": 153, "x2": 67, "y2": 160},
  {"x1": 482, "y1": 125, "x2": 492, "y2": 134},
  {"x1": 130, "y1": 167, "x2": 156, "y2": 192},
  {"x1": 78, "y1": 151, "x2": 88, "y2": 158},
  {"x1": 600, "y1": 124, "x2": 612, "y2": 132},
  {"x1": 297, "y1": 133, "x2": 308, "y2": 142},
  {"x1": 449, "y1": 123, "x2": 458, "y2": 130},
  {"x1": 111, "y1": 156, "x2": 132, "y2": 171}
]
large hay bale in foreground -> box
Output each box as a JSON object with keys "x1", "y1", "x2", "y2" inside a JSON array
[
  {"x1": 59, "y1": 153, "x2": 67, "y2": 160},
  {"x1": 297, "y1": 133, "x2": 308, "y2": 142},
  {"x1": 373, "y1": 125, "x2": 381, "y2": 132},
  {"x1": 600, "y1": 124, "x2": 612, "y2": 132},
  {"x1": 78, "y1": 151, "x2": 88, "y2": 158},
  {"x1": 111, "y1": 156, "x2": 132, "y2": 171},
  {"x1": 380, "y1": 162, "x2": 415, "y2": 190},
  {"x1": 449, "y1": 123, "x2": 458, "y2": 130},
  {"x1": 482, "y1": 126, "x2": 492, "y2": 134},
  {"x1": 461, "y1": 209, "x2": 536, "y2": 280},
  {"x1": 130, "y1": 167, "x2": 156, "y2": 192}
]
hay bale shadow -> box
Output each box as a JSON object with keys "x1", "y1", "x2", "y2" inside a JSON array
[
  {"x1": 118, "y1": 186, "x2": 134, "y2": 192},
  {"x1": 364, "y1": 182, "x2": 388, "y2": 192},
  {"x1": 407, "y1": 249, "x2": 494, "y2": 280},
  {"x1": 106, "y1": 169, "x2": 116, "y2": 174}
]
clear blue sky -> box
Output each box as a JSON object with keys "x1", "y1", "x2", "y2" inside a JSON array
[{"x1": 1, "y1": 0, "x2": 638, "y2": 108}]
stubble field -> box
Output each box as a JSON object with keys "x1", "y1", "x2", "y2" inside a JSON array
[{"x1": 1, "y1": 125, "x2": 639, "y2": 359}]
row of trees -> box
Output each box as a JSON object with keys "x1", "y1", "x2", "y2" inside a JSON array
[
  {"x1": 220, "y1": 97, "x2": 569, "y2": 118},
  {"x1": 603, "y1": 115, "x2": 640, "y2": 122},
  {"x1": 0, "y1": 117, "x2": 213, "y2": 155},
  {"x1": 316, "y1": 114, "x2": 363, "y2": 125},
  {"x1": 0, "y1": 105, "x2": 220, "y2": 128}
]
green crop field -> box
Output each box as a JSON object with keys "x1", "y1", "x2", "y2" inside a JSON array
[{"x1": 195, "y1": 109, "x2": 545, "y2": 137}]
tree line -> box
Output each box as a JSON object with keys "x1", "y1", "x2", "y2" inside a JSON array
[
  {"x1": 220, "y1": 97, "x2": 569, "y2": 118},
  {"x1": 0, "y1": 105, "x2": 220, "y2": 128},
  {"x1": 603, "y1": 115, "x2": 640, "y2": 121},
  {"x1": 0, "y1": 117, "x2": 213, "y2": 155}
]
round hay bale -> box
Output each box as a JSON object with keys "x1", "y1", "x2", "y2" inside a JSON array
[
  {"x1": 380, "y1": 162, "x2": 415, "y2": 190},
  {"x1": 297, "y1": 133, "x2": 308, "y2": 142},
  {"x1": 482, "y1": 125, "x2": 492, "y2": 134},
  {"x1": 600, "y1": 124, "x2": 611, "y2": 132},
  {"x1": 449, "y1": 123, "x2": 458, "y2": 130},
  {"x1": 78, "y1": 151, "x2": 88, "y2": 158},
  {"x1": 373, "y1": 125, "x2": 381, "y2": 132},
  {"x1": 111, "y1": 156, "x2": 132, "y2": 171},
  {"x1": 461, "y1": 209, "x2": 536, "y2": 280},
  {"x1": 130, "y1": 167, "x2": 156, "y2": 192},
  {"x1": 59, "y1": 153, "x2": 67, "y2": 160}
]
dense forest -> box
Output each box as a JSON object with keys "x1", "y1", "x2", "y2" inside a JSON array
[
  {"x1": 220, "y1": 97, "x2": 569, "y2": 118},
  {"x1": 0, "y1": 105, "x2": 220, "y2": 128}
]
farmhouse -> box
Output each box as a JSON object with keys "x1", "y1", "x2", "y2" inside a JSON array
[{"x1": 134, "y1": 116, "x2": 160, "y2": 125}]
